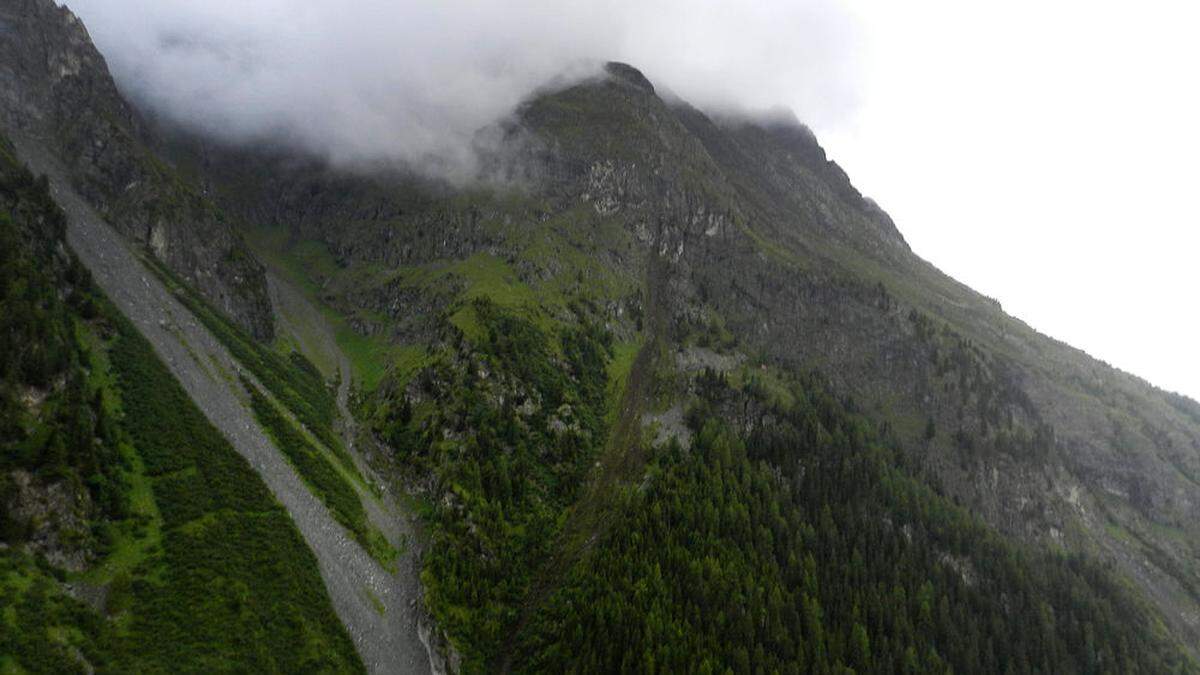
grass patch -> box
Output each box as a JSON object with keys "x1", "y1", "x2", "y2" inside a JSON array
[
  {"x1": 454, "y1": 253, "x2": 542, "y2": 309},
  {"x1": 334, "y1": 321, "x2": 394, "y2": 392},
  {"x1": 290, "y1": 239, "x2": 341, "y2": 279},
  {"x1": 272, "y1": 316, "x2": 338, "y2": 381},
  {"x1": 364, "y1": 587, "x2": 387, "y2": 616},
  {"x1": 391, "y1": 344, "x2": 433, "y2": 389},
  {"x1": 409, "y1": 252, "x2": 559, "y2": 340},
  {"x1": 106, "y1": 312, "x2": 361, "y2": 672},
  {"x1": 79, "y1": 439, "x2": 160, "y2": 589},
  {"x1": 605, "y1": 339, "x2": 643, "y2": 425},
  {"x1": 243, "y1": 223, "x2": 397, "y2": 392}
]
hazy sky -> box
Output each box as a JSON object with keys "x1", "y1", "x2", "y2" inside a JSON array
[
  {"x1": 65, "y1": 0, "x2": 1200, "y2": 401},
  {"x1": 817, "y1": 1, "x2": 1200, "y2": 402}
]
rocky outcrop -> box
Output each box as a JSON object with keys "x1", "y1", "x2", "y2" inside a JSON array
[
  {"x1": 0, "y1": 0, "x2": 273, "y2": 339},
  {"x1": 3, "y1": 470, "x2": 94, "y2": 571}
]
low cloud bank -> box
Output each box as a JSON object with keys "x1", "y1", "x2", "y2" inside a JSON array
[{"x1": 65, "y1": 0, "x2": 861, "y2": 180}]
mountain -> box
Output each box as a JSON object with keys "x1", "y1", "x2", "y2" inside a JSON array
[
  {"x1": 2, "y1": 3, "x2": 1198, "y2": 673},
  {"x1": 181, "y1": 60, "x2": 1200, "y2": 662}
]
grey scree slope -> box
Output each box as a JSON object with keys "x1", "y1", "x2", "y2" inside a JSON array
[{"x1": 15, "y1": 138, "x2": 434, "y2": 675}]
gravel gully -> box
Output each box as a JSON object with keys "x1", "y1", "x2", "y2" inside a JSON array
[
  {"x1": 264, "y1": 273, "x2": 410, "y2": 549},
  {"x1": 25, "y1": 146, "x2": 433, "y2": 674}
]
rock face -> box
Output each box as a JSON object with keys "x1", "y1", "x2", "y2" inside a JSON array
[
  {"x1": 0, "y1": 0, "x2": 273, "y2": 339},
  {"x1": 3, "y1": 469, "x2": 92, "y2": 572},
  {"x1": 180, "y1": 63, "x2": 1200, "y2": 654}
]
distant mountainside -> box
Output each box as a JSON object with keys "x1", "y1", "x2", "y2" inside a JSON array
[{"x1": 2, "y1": 2, "x2": 1198, "y2": 673}]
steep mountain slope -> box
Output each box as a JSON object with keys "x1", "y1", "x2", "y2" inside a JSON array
[
  {"x1": 0, "y1": 0, "x2": 273, "y2": 339},
  {"x1": 518, "y1": 373, "x2": 1185, "y2": 672},
  {"x1": 173, "y1": 63, "x2": 1200, "y2": 668},
  {"x1": 54, "y1": 154, "x2": 431, "y2": 674},
  {"x1": 0, "y1": 136, "x2": 361, "y2": 672},
  {"x1": 668, "y1": 91, "x2": 1200, "y2": 648},
  {"x1": 1, "y1": 5, "x2": 437, "y2": 672}
]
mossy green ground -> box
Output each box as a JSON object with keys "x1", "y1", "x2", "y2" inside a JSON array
[
  {"x1": 2, "y1": 145, "x2": 360, "y2": 671},
  {"x1": 1, "y1": 311, "x2": 362, "y2": 674},
  {"x1": 242, "y1": 195, "x2": 638, "y2": 396},
  {"x1": 244, "y1": 223, "x2": 397, "y2": 392}
]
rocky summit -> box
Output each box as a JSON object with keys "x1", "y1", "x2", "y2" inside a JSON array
[{"x1": 2, "y1": 2, "x2": 1198, "y2": 673}]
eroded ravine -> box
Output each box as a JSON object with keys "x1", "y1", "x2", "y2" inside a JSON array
[{"x1": 17, "y1": 138, "x2": 432, "y2": 675}]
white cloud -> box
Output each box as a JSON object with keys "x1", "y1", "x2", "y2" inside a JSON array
[{"x1": 64, "y1": 0, "x2": 861, "y2": 178}]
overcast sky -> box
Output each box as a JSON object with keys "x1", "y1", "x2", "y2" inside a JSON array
[
  {"x1": 817, "y1": 1, "x2": 1200, "y2": 402},
  {"x1": 66, "y1": 0, "x2": 1200, "y2": 401}
]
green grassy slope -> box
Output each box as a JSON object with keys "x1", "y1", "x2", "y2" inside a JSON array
[
  {"x1": 141, "y1": 248, "x2": 397, "y2": 566},
  {"x1": 104, "y1": 316, "x2": 362, "y2": 672}
]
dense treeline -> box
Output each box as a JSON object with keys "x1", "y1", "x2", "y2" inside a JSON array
[
  {"x1": 106, "y1": 321, "x2": 361, "y2": 671},
  {"x1": 381, "y1": 298, "x2": 612, "y2": 669},
  {"x1": 516, "y1": 368, "x2": 1195, "y2": 673},
  {"x1": 0, "y1": 146, "x2": 124, "y2": 671}
]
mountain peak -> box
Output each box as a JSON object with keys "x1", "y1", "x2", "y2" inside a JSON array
[{"x1": 604, "y1": 61, "x2": 655, "y2": 94}]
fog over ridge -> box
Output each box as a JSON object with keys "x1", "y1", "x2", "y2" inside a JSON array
[{"x1": 61, "y1": 0, "x2": 861, "y2": 180}]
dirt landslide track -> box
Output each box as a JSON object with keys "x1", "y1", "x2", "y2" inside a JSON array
[{"x1": 15, "y1": 137, "x2": 434, "y2": 675}]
